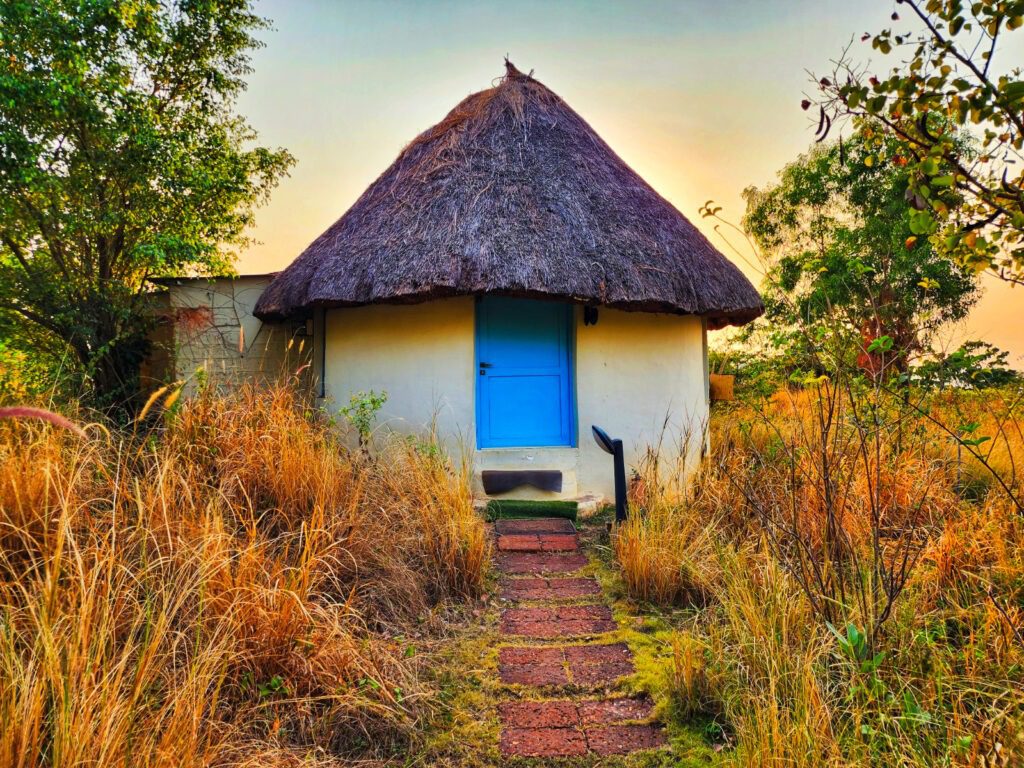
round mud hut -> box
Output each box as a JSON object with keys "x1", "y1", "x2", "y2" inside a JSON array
[{"x1": 255, "y1": 61, "x2": 763, "y2": 502}]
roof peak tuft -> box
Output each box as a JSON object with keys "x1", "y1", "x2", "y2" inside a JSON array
[{"x1": 503, "y1": 57, "x2": 529, "y2": 81}]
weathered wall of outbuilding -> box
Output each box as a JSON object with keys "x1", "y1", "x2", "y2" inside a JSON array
[{"x1": 155, "y1": 276, "x2": 312, "y2": 395}]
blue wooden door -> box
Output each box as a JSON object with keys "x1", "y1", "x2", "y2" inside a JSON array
[{"x1": 476, "y1": 297, "x2": 575, "y2": 448}]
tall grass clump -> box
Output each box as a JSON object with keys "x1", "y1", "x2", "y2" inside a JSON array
[
  {"x1": 708, "y1": 547, "x2": 840, "y2": 766},
  {"x1": 0, "y1": 380, "x2": 489, "y2": 766},
  {"x1": 615, "y1": 441, "x2": 719, "y2": 606}
]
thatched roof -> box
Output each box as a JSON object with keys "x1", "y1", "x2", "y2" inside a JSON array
[{"x1": 254, "y1": 61, "x2": 763, "y2": 329}]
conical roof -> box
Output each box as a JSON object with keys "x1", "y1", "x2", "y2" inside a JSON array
[{"x1": 255, "y1": 61, "x2": 763, "y2": 328}]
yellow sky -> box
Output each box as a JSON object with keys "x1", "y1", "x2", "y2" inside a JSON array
[{"x1": 235, "y1": 0, "x2": 1024, "y2": 365}]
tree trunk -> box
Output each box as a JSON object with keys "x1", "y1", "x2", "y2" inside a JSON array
[{"x1": 86, "y1": 329, "x2": 151, "y2": 420}]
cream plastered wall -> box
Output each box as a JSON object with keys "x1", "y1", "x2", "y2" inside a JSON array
[
  {"x1": 574, "y1": 309, "x2": 708, "y2": 499},
  {"x1": 322, "y1": 298, "x2": 709, "y2": 501},
  {"x1": 322, "y1": 298, "x2": 476, "y2": 450}
]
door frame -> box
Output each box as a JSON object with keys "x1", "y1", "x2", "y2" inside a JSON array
[{"x1": 474, "y1": 296, "x2": 578, "y2": 449}]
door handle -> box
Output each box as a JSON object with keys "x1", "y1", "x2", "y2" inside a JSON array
[{"x1": 479, "y1": 362, "x2": 493, "y2": 368}]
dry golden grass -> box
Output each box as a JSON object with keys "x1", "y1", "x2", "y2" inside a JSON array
[
  {"x1": 614, "y1": 434, "x2": 723, "y2": 606},
  {"x1": 618, "y1": 384, "x2": 1024, "y2": 767},
  {"x1": 0, "y1": 381, "x2": 490, "y2": 766},
  {"x1": 667, "y1": 633, "x2": 717, "y2": 721},
  {"x1": 615, "y1": 458, "x2": 719, "y2": 606},
  {"x1": 709, "y1": 548, "x2": 841, "y2": 767}
]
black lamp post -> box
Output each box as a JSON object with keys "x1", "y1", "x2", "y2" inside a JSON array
[{"x1": 591, "y1": 425, "x2": 627, "y2": 523}]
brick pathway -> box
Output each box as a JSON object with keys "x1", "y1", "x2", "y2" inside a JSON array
[{"x1": 493, "y1": 517, "x2": 667, "y2": 759}]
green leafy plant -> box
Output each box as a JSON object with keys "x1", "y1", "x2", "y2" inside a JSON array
[
  {"x1": 257, "y1": 674, "x2": 289, "y2": 699},
  {"x1": 914, "y1": 340, "x2": 1021, "y2": 389},
  {"x1": 828, "y1": 622, "x2": 886, "y2": 676},
  {"x1": 956, "y1": 420, "x2": 992, "y2": 448},
  {"x1": 340, "y1": 390, "x2": 388, "y2": 449},
  {"x1": 866, "y1": 335, "x2": 895, "y2": 354},
  {"x1": 812, "y1": 0, "x2": 1024, "y2": 284}
]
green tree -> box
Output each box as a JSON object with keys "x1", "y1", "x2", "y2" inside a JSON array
[
  {"x1": 915, "y1": 339, "x2": 1021, "y2": 388},
  {"x1": 742, "y1": 129, "x2": 979, "y2": 375},
  {"x1": 0, "y1": 0, "x2": 293, "y2": 412},
  {"x1": 811, "y1": 0, "x2": 1024, "y2": 284}
]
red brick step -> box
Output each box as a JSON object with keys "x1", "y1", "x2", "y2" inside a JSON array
[
  {"x1": 499, "y1": 700, "x2": 579, "y2": 729},
  {"x1": 500, "y1": 576, "x2": 602, "y2": 601},
  {"x1": 497, "y1": 697, "x2": 664, "y2": 758},
  {"x1": 496, "y1": 551, "x2": 588, "y2": 574},
  {"x1": 498, "y1": 642, "x2": 634, "y2": 686},
  {"x1": 496, "y1": 533, "x2": 578, "y2": 552},
  {"x1": 494, "y1": 517, "x2": 576, "y2": 535},
  {"x1": 499, "y1": 696, "x2": 655, "y2": 728},
  {"x1": 501, "y1": 605, "x2": 616, "y2": 638},
  {"x1": 500, "y1": 726, "x2": 587, "y2": 758}
]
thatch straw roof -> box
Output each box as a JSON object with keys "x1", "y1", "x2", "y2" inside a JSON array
[{"x1": 255, "y1": 61, "x2": 763, "y2": 328}]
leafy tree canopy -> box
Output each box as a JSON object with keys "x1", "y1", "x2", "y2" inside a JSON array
[
  {"x1": 742, "y1": 128, "x2": 979, "y2": 373},
  {"x1": 812, "y1": 0, "x2": 1024, "y2": 285},
  {"x1": 0, "y1": 0, "x2": 294, "y2": 410},
  {"x1": 914, "y1": 339, "x2": 1021, "y2": 388}
]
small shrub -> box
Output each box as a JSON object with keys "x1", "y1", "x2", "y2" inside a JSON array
[{"x1": 341, "y1": 389, "x2": 388, "y2": 449}]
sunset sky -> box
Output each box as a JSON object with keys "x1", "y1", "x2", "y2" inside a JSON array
[{"x1": 236, "y1": 0, "x2": 1024, "y2": 364}]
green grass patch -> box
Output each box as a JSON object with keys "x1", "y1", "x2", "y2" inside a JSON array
[{"x1": 484, "y1": 498, "x2": 578, "y2": 521}]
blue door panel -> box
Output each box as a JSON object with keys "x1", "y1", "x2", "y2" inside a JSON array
[
  {"x1": 476, "y1": 297, "x2": 575, "y2": 448},
  {"x1": 482, "y1": 302, "x2": 565, "y2": 368},
  {"x1": 486, "y1": 375, "x2": 563, "y2": 443}
]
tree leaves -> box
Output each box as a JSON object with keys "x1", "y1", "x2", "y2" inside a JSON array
[
  {"x1": 1005, "y1": 81, "x2": 1024, "y2": 104},
  {"x1": 810, "y1": 0, "x2": 1024, "y2": 285},
  {"x1": 866, "y1": 335, "x2": 894, "y2": 354},
  {"x1": 0, "y1": 0, "x2": 294, "y2": 410},
  {"x1": 743, "y1": 127, "x2": 980, "y2": 374}
]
